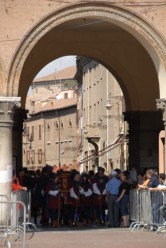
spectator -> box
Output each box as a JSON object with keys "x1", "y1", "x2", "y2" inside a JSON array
[
  {"x1": 147, "y1": 169, "x2": 159, "y2": 188},
  {"x1": 12, "y1": 171, "x2": 27, "y2": 191},
  {"x1": 138, "y1": 169, "x2": 159, "y2": 189},
  {"x1": 116, "y1": 171, "x2": 130, "y2": 227},
  {"x1": 149, "y1": 173, "x2": 166, "y2": 191},
  {"x1": 106, "y1": 170, "x2": 121, "y2": 227}
]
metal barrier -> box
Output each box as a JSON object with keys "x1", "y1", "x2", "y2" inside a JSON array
[
  {"x1": 129, "y1": 190, "x2": 140, "y2": 224},
  {"x1": 0, "y1": 200, "x2": 26, "y2": 248},
  {"x1": 11, "y1": 190, "x2": 37, "y2": 238},
  {"x1": 0, "y1": 195, "x2": 9, "y2": 201},
  {"x1": 11, "y1": 190, "x2": 31, "y2": 222},
  {"x1": 129, "y1": 189, "x2": 166, "y2": 236}
]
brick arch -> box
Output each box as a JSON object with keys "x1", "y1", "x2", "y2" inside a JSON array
[{"x1": 7, "y1": 2, "x2": 166, "y2": 102}]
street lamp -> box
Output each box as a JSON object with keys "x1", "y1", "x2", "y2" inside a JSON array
[
  {"x1": 23, "y1": 126, "x2": 33, "y2": 166},
  {"x1": 83, "y1": 127, "x2": 88, "y2": 134},
  {"x1": 100, "y1": 94, "x2": 124, "y2": 171},
  {"x1": 106, "y1": 93, "x2": 112, "y2": 110},
  {"x1": 56, "y1": 111, "x2": 61, "y2": 169},
  {"x1": 106, "y1": 93, "x2": 123, "y2": 110},
  {"x1": 23, "y1": 126, "x2": 33, "y2": 147},
  {"x1": 28, "y1": 133, "x2": 33, "y2": 150}
]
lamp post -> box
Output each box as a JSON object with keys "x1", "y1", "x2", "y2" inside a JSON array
[
  {"x1": 28, "y1": 133, "x2": 33, "y2": 150},
  {"x1": 99, "y1": 93, "x2": 124, "y2": 171},
  {"x1": 56, "y1": 111, "x2": 61, "y2": 169},
  {"x1": 23, "y1": 126, "x2": 33, "y2": 166}
]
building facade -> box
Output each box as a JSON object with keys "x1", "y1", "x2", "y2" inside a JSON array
[
  {"x1": 31, "y1": 66, "x2": 77, "y2": 99},
  {"x1": 76, "y1": 57, "x2": 127, "y2": 173},
  {"x1": 23, "y1": 67, "x2": 80, "y2": 170}
]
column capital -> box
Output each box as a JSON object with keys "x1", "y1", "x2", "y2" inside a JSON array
[
  {"x1": 0, "y1": 97, "x2": 21, "y2": 126},
  {"x1": 156, "y1": 98, "x2": 166, "y2": 110},
  {"x1": 156, "y1": 98, "x2": 166, "y2": 123},
  {"x1": 0, "y1": 96, "x2": 21, "y2": 108}
]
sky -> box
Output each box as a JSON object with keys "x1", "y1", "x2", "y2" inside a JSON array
[{"x1": 35, "y1": 55, "x2": 76, "y2": 79}]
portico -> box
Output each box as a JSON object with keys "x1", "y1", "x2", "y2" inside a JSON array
[{"x1": 1, "y1": 1, "x2": 166, "y2": 195}]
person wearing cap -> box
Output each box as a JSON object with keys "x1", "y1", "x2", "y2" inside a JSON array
[
  {"x1": 92, "y1": 167, "x2": 108, "y2": 225},
  {"x1": 106, "y1": 170, "x2": 121, "y2": 227}
]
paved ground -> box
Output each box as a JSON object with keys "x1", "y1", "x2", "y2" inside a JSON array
[{"x1": 26, "y1": 227, "x2": 166, "y2": 248}]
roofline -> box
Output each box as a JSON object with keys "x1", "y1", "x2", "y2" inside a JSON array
[{"x1": 29, "y1": 103, "x2": 77, "y2": 117}]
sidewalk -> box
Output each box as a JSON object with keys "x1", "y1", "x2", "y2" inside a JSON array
[{"x1": 27, "y1": 227, "x2": 166, "y2": 248}]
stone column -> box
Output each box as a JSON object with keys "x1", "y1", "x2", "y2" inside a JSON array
[
  {"x1": 124, "y1": 111, "x2": 162, "y2": 172},
  {"x1": 156, "y1": 98, "x2": 166, "y2": 173},
  {"x1": 13, "y1": 108, "x2": 28, "y2": 170},
  {"x1": 0, "y1": 97, "x2": 21, "y2": 198}
]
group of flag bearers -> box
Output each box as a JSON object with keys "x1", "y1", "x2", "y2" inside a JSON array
[{"x1": 45, "y1": 166, "x2": 111, "y2": 228}]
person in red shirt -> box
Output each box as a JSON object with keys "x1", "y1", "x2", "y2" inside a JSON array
[{"x1": 12, "y1": 172, "x2": 27, "y2": 191}]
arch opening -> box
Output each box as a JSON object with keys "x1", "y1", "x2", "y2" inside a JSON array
[
  {"x1": 7, "y1": 2, "x2": 166, "y2": 106},
  {"x1": 6, "y1": 2, "x2": 165, "y2": 172},
  {"x1": 13, "y1": 19, "x2": 161, "y2": 112}
]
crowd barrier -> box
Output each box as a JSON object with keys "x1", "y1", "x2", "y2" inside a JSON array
[
  {"x1": 11, "y1": 190, "x2": 37, "y2": 237},
  {"x1": 0, "y1": 200, "x2": 26, "y2": 248},
  {"x1": 11, "y1": 190, "x2": 31, "y2": 223},
  {"x1": 0, "y1": 190, "x2": 36, "y2": 247},
  {"x1": 129, "y1": 189, "x2": 166, "y2": 236}
]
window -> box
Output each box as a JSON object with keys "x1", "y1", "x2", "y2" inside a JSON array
[
  {"x1": 26, "y1": 126, "x2": 29, "y2": 136},
  {"x1": 26, "y1": 150, "x2": 30, "y2": 165},
  {"x1": 38, "y1": 149, "x2": 42, "y2": 164},
  {"x1": 31, "y1": 150, "x2": 35, "y2": 164},
  {"x1": 69, "y1": 119, "x2": 72, "y2": 127},
  {"x1": 39, "y1": 125, "x2": 41, "y2": 140},
  {"x1": 64, "y1": 93, "x2": 68, "y2": 99},
  {"x1": 31, "y1": 126, "x2": 34, "y2": 141},
  {"x1": 30, "y1": 100, "x2": 35, "y2": 106},
  {"x1": 47, "y1": 123, "x2": 50, "y2": 130},
  {"x1": 55, "y1": 121, "x2": 59, "y2": 129}
]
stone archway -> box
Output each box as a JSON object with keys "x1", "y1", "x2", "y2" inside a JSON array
[
  {"x1": 7, "y1": 2, "x2": 166, "y2": 102},
  {"x1": 6, "y1": 2, "x2": 166, "y2": 172},
  {"x1": 1, "y1": 2, "x2": 166, "y2": 197}
]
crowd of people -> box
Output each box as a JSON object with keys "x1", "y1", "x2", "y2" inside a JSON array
[{"x1": 12, "y1": 165, "x2": 166, "y2": 229}]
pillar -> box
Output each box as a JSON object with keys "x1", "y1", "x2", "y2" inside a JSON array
[
  {"x1": 0, "y1": 97, "x2": 21, "y2": 198},
  {"x1": 156, "y1": 98, "x2": 166, "y2": 173},
  {"x1": 124, "y1": 111, "x2": 162, "y2": 172},
  {"x1": 86, "y1": 137, "x2": 100, "y2": 167},
  {"x1": 13, "y1": 108, "x2": 28, "y2": 170}
]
